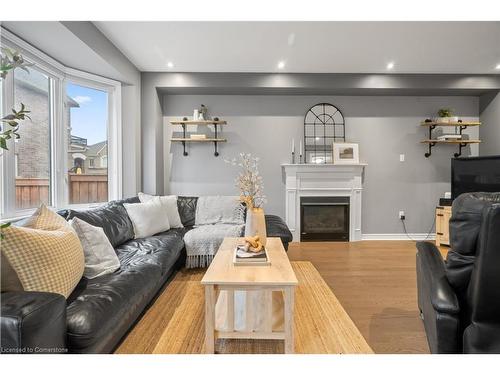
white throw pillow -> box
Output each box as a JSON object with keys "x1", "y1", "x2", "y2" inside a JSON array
[
  {"x1": 138, "y1": 192, "x2": 183, "y2": 228},
  {"x1": 70, "y1": 217, "x2": 120, "y2": 279},
  {"x1": 124, "y1": 196, "x2": 171, "y2": 238}
]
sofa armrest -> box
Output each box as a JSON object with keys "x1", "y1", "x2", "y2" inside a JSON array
[
  {"x1": 416, "y1": 241, "x2": 459, "y2": 314},
  {"x1": 1, "y1": 291, "x2": 67, "y2": 354},
  {"x1": 416, "y1": 241, "x2": 461, "y2": 353},
  {"x1": 265, "y1": 215, "x2": 293, "y2": 250}
]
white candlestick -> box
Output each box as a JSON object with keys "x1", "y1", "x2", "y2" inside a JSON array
[
  {"x1": 292, "y1": 139, "x2": 295, "y2": 153},
  {"x1": 299, "y1": 140, "x2": 303, "y2": 156}
]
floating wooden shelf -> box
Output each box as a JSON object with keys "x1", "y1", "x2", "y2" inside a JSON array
[
  {"x1": 170, "y1": 118, "x2": 227, "y2": 157},
  {"x1": 170, "y1": 120, "x2": 227, "y2": 125},
  {"x1": 421, "y1": 119, "x2": 481, "y2": 158},
  {"x1": 421, "y1": 139, "x2": 481, "y2": 144},
  {"x1": 171, "y1": 138, "x2": 227, "y2": 142},
  {"x1": 420, "y1": 121, "x2": 481, "y2": 127}
]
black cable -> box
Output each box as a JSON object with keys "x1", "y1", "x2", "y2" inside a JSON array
[{"x1": 401, "y1": 213, "x2": 436, "y2": 242}]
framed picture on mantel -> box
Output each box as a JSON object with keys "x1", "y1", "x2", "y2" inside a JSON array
[{"x1": 333, "y1": 143, "x2": 359, "y2": 164}]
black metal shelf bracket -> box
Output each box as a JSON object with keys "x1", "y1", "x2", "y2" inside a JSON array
[
  {"x1": 424, "y1": 125, "x2": 437, "y2": 157},
  {"x1": 454, "y1": 142, "x2": 468, "y2": 158},
  {"x1": 425, "y1": 141, "x2": 436, "y2": 158},
  {"x1": 181, "y1": 123, "x2": 188, "y2": 156},
  {"x1": 213, "y1": 124, "x2": 219, "y2": 156},
  {"x1": 177, "y1": 118, "x2": 222, "y2": 157}
]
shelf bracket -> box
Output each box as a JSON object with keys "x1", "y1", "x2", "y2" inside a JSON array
[
  {"x1": 454, "y1": 142, "x2": 468, "y2": 158},
  {"x1": 424, "y1": 141, "x2": 436, "y2": 158},
  {"x1": 213, "y1": 141, "x2": 219, "y2": 157},
  {"x1": 213, "y1": 123, "x2": 219, "y2": 156},
  {"x1": 181, "y1": 123, "x2": 188, "y2": 156}
]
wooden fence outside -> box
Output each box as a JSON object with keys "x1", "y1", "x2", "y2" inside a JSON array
[
  {"x1": 15, "y1": 178, "x2": 50, "y2": 210},
  {"x1": 68, "y1": 174, "x2": 108, "y2": 204},
  {"x1": 15, "y1": 174, "x2": 108, "y2": 209}
]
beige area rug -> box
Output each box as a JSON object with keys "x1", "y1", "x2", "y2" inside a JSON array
[{"x1": 115, "y1": 261, "x2": 372, "y2": 354}]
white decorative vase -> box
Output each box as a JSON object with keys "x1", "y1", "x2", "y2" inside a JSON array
[{"x1": 245, "y1": 207, "x2": 267, "y2": 246}]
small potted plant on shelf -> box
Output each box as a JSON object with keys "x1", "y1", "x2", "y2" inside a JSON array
[{"x1": 436, "y1": 108, "x2": 459, "y2": 123}]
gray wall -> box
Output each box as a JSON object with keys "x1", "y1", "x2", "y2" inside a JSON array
[
  {"x1": 163, "y1": 95, "x2": 479, "y2": 234},
  {"x1": 479, "y1": 92, "x2": 500, "y2": 156}
]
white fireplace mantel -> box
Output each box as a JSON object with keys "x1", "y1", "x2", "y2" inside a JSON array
[{"x1": 281, "y1": 163, "x2": 367, "y2": 242}]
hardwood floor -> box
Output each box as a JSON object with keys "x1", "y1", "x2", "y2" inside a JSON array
[
  {"x1": 116, "y1": 239, "x2": 446, "y2": 354},
  {"x1": 116, "y1": 261, "x2": 373, "y2": 354},
  {"x1": 287, "y1": 240, "x2": 447, "y2": 354}
]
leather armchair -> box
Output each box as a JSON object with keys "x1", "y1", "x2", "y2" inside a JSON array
[
  {"x1": 416, "y1": 192, "x2": 500, "y2": 353},
  {"x1": 416, "y1": 242, "x2": 460, "y2": 353}
]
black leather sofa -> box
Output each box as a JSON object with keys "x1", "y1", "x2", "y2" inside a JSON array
[
  {"x1": 0, "y1": 196, "x2": 292, "y2": 354},
  {"x1": 416, "y1": 192, "x2": 500, "y2": 353}
]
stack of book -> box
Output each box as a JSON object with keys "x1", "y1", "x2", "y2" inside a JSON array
[
  {"x1": 437, "y1": 134, "x2": 462, "y2": 141},
  {"x1": 233, "y1": 244, "x2": 270, "y2": 266},
  {"x1": 190, "y1": 134, "x2": 207, "y2": 140}
]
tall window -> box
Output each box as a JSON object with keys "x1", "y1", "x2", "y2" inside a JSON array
[
  {"x1": 66, "y1": 83, "x2": 109, "y2": 204},
  {"x1": 13, "y1": 68, "x2": 52, "y2": 209},
  {"x1": 1, "y1": 29, "x2": 122, "y2": 219}
]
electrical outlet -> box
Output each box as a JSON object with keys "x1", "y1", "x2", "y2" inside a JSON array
[
  {"x1": 399, "y1": 211, "x2": 405, "y2": 220},
  {"x1": 400, "y1": 154, "x2": 405, "y2": 162}
]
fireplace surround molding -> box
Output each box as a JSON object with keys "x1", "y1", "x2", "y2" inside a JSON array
[{"x1": 281, "y1": 163, "x2": 367, "y2": 242}]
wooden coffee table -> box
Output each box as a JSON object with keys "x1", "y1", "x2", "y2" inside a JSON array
[{"x1": 201, "y1": 237, "x2": 298, "y2": 354}]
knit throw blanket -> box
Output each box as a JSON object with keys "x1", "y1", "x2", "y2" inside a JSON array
[{"x1": 184, "y1": 196, "x2": 245, "y2": 268}]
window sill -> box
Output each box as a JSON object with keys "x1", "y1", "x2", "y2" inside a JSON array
[{"x1": 1, "y1": 202, "x2": 108, "y2": 223}]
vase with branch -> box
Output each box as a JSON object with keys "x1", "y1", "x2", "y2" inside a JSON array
[{"x1": 225, "y1": 153, "x2": 268, "y2": 245}]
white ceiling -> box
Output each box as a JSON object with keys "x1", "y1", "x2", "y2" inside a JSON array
[
  {"x1": 94, "y1": 21, "x2": 500, "y2": 74},
  {"x1": 2, "y1": 21, "x2": 128, "y2": 82}
]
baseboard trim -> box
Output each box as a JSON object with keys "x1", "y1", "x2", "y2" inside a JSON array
[{"x1": 361, "y1": 233, "x2": 436, "y2": 241}]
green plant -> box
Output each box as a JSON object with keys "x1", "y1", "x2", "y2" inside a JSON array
[
  {"x1": 437, "y1": 108, "x2": 453, "y2": 117},
  {"x1": 1, "y1": 103, "x2": 31, "y2": 150},
  {"x1": 1, "y1": 47, "x2": 33, "y2": 79}
]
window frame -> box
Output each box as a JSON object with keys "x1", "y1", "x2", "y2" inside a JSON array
[{"x1": 0, "y1": 28, "x2": 122, "y2": 220}]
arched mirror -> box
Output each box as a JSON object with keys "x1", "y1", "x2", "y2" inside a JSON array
[{"x1": 304, "y1": 103, "x2": 345, "y2": 164}]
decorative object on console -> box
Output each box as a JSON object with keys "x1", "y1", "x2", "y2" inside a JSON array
[
  {"x1": 291, "y1": 138, "x2": 295, "y2": 164},
  {"x1": 304, "y1": 103, "x2": 345, "y2": 164},
  {"x1": 225, "y1": 153, "x2": 267, "y2": 245},
  {"x1": 193, "y1": 109, "x2": 199, "y2": 120},
  {"x1": 0, "y1": 204, "x2": 84, "y2": 298},
  {"x1": 124, "y1": 197, "x2": 171, "y2": 238},
  {"x1": 333, "y1": 142, "x2": 359, "y2": 164},
  {"x1": 138, "y1": 192, "x2": 184, "y2": 228}
]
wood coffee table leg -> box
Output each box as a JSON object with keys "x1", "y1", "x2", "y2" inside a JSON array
[
  {"x1": 205, "y1": 285, "x2": 216, "y2": 353},
  {"x1": 284, "y1": 286, "x2": 295, "y2": 354}
]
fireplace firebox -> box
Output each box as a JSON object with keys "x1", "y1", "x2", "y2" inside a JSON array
[{"x1": 300, "y1": 196, "x2": 350, "y2": 241}]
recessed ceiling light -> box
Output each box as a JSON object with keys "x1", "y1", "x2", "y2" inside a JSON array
[
  {"x1": 167, "y1": 61, "x2": 174, "y2": 69},
  {"x1": 277, "y1": 60, "x2": 286, "y2": 70},
  {"x1": 495, "y1": 63, "x2": 500, "y2": 70},
  {"x1": 386, "y1": 62, "x2": 395, "y2": 70}
]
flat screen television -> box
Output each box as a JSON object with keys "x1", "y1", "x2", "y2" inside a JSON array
[{"x1": 451, "y1": 156, "x2": 500, "y2": 199}]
